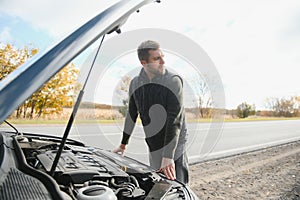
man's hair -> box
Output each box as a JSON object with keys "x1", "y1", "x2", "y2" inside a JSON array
[{"x1": 137, "y1": 40, "x2": 160, "y2": 61}]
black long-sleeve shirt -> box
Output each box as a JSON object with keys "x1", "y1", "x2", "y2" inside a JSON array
[{"x1": 121, "y1": 68, "x2": 186, "y2": 159}]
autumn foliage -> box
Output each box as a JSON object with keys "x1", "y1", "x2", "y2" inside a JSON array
[{"x1": 0, "y1": 43, "x2": 79, "y2": 119}]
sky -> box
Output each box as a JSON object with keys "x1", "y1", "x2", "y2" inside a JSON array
[{"x1": 1, "y1": 0, "x2": 300, "y2": 110}]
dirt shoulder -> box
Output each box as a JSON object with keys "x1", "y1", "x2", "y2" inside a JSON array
[{"x1": 189, "y1": 140, "x2": 300, "y2": 199}]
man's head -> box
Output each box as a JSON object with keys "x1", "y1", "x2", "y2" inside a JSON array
[
  {"x1": 137, "y1": 40, "x2": 165, "y2": 79},
  {"x1": 137, "y1": 40, "x2": 160, "y2": 61}
]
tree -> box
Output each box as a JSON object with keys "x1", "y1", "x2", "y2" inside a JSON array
[
  {"x1": 0, "y1": 43, "x2": 38, "y2": 81},
  {"x1": 115, "y1": 75, "x2": 131, "y2": 117},
  {"x1": 1, "y1": 43, "x2": 79, "y2": 119},
  {"x1": 264, "y1": 97, "x2": 298, "y2": 117},
  {"x1": 33, "y1": 63, "x2": 79, "y2": 118},
  {"x1": 295, "y1": 96, "x2": 300, "y2": 117},
  {"x1": 236, "y1": 102, "x2": 255, "y2": 118},
  {"x1": 196, "y1": 80, "x2": 212, "y2": 118},
  {"x1": 188, "y1": 74, "x2": 213, "y2": 118}
]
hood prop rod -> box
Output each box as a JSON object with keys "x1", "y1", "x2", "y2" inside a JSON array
[{"x1": 50, "y1": 34, "x2": 106, "y2": 176}]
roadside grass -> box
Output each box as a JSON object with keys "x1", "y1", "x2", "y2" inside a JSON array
[
  {"x1": 189, "y1": 117, "x2": 300, "y2": 123},
  {"x1": 225, "y1": 117, "x2": 300, "y2": 122},
  {"x1": 4, "y1": 119, "x2": 124, "y2": 125},
  {"x1": 5, "y1": 107, "x2": 299, "y2": 125},
  {"x1": 5, "y1": 117, "x2": 300, "y2": 125}
]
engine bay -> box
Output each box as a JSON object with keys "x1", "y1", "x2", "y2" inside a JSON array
[{"x1": 0, "y1": 132, "x2": 190, "y2": 200}]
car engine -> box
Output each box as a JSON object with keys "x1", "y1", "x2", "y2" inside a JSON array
[{"x1": 0, "y1": 132, "x2": 196, "y2": 200}]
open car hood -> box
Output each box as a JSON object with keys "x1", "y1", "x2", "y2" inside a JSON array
[{"x1": 0, "y1": 0, "x2": 155, "y2": 123}]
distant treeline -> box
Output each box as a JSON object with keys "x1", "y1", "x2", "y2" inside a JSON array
[{"x1": 79, "y1": 102, "x2": 112, "y2": 109}]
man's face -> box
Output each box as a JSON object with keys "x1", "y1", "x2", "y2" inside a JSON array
[{"x1": 142, "y1": 49, "x2": 165, "y2": 78}]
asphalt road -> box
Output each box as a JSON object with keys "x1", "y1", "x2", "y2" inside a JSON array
[{"x1": 2, "y1": 119, "x2": 300, "y2": 164}]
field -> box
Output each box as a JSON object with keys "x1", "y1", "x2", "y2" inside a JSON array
[{"x1": 7, "y1": 107, "x2": 300, "y2": 124}]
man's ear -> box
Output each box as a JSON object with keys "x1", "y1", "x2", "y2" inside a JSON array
[{"x1": 140, "y1": 60, "x2": 147, "y2": 66}]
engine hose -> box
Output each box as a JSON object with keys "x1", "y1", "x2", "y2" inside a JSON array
[
  {"x1": 110, "y1": 178, "x2": 122, "y2": 188},
  {"x1": 115, "y1": 187, "x2": 132, "y2": 197},
  {"x1": 111, "y1": 178, "x2": 136, "y2": 197},
  {"x1": 129, "y1": 175, "x2": 140, "y2": 188}
]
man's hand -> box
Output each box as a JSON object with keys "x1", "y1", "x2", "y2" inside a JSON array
[
  {"x1": 158, "y1": 157, "x2": 176, "y2": 180},
  {"x1": 112, "y1": 144, "x2": 126, "y2": 156}
]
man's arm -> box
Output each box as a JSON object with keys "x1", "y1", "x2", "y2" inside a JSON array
[
  {"x1": 121, "y1": 93, "x2": 138, "y2": 144},
  {"x1": 159, "y1": 75, "x2": 184, "y2": 180},
  {"x1": 162, "y1": 75, "x2": 184, "y2": 159},
  {"x1": 114, "y1": 81, "x2": 138, "y2": 155}
]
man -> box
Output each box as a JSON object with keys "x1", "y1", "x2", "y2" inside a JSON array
[{"x1": 113, "y1": 40, "x2": 189, "y2": 184}]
